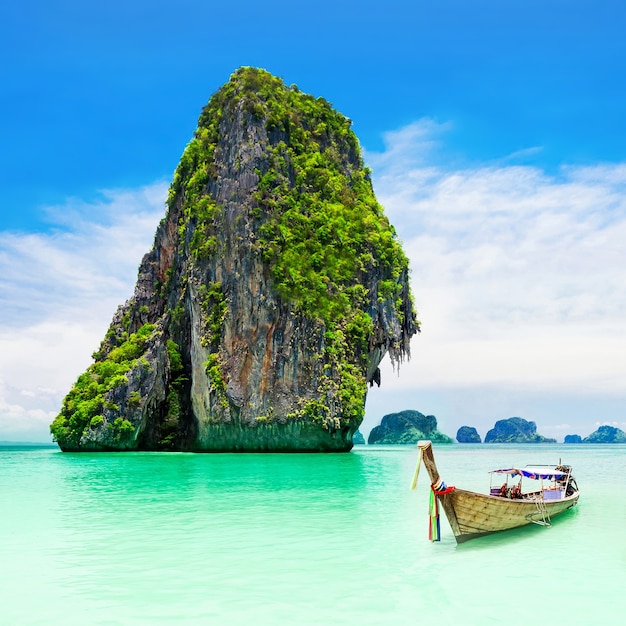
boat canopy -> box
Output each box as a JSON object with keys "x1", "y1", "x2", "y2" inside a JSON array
[{"x1": 490, "y1": 466, "x2": 567, "y2": 480}]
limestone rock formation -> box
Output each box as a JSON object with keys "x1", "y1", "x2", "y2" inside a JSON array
[
  {"x1": 564, "y1": 434, "x2": 582, "y2": 444},
  {"x1": 352, "y1": 430, "x2": 365, "y2": 445},
  {"x1": 484, "y1": 417, "x2": 556, "y2": 443},
  {"x1": 456, "y1": 426, "x2": 481, "y2": 443},
  {"x1": 582, "y1": 425, "x2": 626, "y2": 443},
  {"x1": 50, "y1": 67, "x2": 418, "y2": 452},
  {"x1": 367, "y1": 410, "x2": 452, "y2": 445}
]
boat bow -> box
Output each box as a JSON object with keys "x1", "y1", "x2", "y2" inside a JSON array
[{"x1": 414, "y1": 440, "x2": 462, "y2": 537}]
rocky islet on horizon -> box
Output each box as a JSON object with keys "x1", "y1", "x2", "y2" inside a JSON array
[
  {"x1": 568, "y1": 424, "x2": 626, "y2": 444},
  {"x1": 456, "y1": 425, "x2": 481, "y2": 443},
  {"x1": 484, "y1": 417, "x2": 556, "y2": 443},
  {"x1": 361, "y1": 414, "x2": 625, "y2": 444},
  {"x1": 367, "y1": 410, "x2": 453, "y2": 445}
]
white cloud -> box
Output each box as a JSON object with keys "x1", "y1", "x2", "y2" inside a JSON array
[
  {"x1": 0, "y1": 184, "x2": 166, "y2": 441},
  {"x1": 594, "y1": 421, "x2": 626, "y2": 427},
  {"x1": 0, "y1": 184, "x2": 167, "y2": 329},
  {"x1": 365, "y1": 123, "x2": 626, "y2": 399}
]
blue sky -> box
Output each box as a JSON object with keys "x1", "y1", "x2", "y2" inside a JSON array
[{"x1": 1, "y1": 0, "x2": 625, "y2": 442}]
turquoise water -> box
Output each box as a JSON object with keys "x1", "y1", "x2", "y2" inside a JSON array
[{"x1": 1, "y1": 444, "x2": 624, "y2": 625}]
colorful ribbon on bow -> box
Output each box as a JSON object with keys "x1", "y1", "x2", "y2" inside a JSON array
[
  {"x1": 429, "y1": 487, "x2": 441, "y2": 541},
  {"x1": 429, "y1": 480, "x2": 455, "y2": 541}
]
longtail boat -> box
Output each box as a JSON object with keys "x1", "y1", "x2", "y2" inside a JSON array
[{"x1": 411, "y1": 440, "x2": 579, "y2": 543}]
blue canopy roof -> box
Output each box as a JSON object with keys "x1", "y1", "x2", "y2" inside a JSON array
[{"x1": 490, "y1": 466, "x2": 567, "y2": 480}]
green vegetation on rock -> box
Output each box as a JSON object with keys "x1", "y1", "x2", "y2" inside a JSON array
[
  {"x1": 50, "y1": 324, "x2": 155, "y2": 449},
  {"x1": 199, "y1": 282, "x2": 227, "y2": 348}
]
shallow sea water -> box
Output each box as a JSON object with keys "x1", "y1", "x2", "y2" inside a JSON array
[{"x1": 1, "y1": 444, "x2": 624, "y2": 625}]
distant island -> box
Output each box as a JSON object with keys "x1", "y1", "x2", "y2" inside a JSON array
[
  {"x1": 459, "y1": 420, "x2": 626, "y2": 444},
  {"x1": 456, "y1": 426, "x2": 481, "y2": 443},
  {"x1": 564, "y1": 434, "x2": 582, "y2": 444},
  {"x1": 566, "y1": 425, "x2": 626, "y2": 443},
  {"x1": 454, "y1": 417, "x2": 555, "y2": 444},
  {"x1": 368, "y1": 410, "x2": 452, "y2": 445},
  {"x1": 484, "y1": 417, "x2": 556, "y2": 443},
  {"x1": 352, "y1": 430, "x2": 365, "y2": 445},
  {"x1": 362, "y1": 414, "x2": 625, "y2": 445}
]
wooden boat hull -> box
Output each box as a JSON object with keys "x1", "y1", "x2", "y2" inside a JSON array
[
  {"x1": 438, "y1": 488, "x2": 579, "y2": 543},
  {"x1": 416, "y1": 440, "x2": 579, "y2": 543}
]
